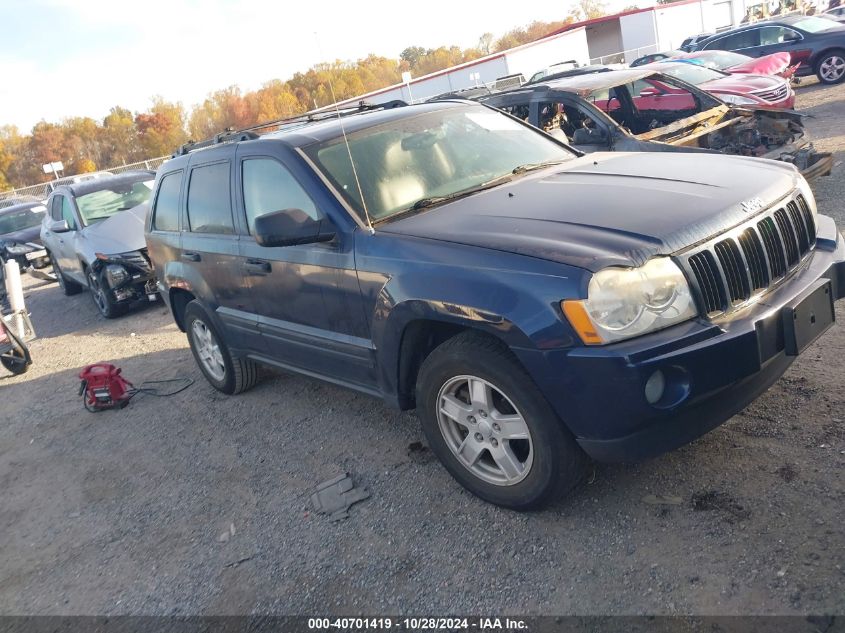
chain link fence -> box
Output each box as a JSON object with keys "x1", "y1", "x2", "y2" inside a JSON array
[{"x1": 0, "y1": 155, "x2": 171, "y2": 203}]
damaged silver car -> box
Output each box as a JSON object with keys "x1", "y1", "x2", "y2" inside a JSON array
[
  {"x1": 40, "y1": 171, "x2": 158, "y2": 318},
  {"x1": 480, "y1": 67, "x2": 832, "y2": 182}
]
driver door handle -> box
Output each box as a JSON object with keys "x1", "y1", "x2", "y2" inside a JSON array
[
  {"x1": 181, "y1": 252, "x2": 201, "y2": 262},
  {"x1": 245, "y1": 259, "x2": 271, "y2": 275}
]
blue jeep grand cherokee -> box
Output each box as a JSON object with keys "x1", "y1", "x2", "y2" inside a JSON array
[{"x1": 144, "y1": 100, "x2": 844, "y2": 509}]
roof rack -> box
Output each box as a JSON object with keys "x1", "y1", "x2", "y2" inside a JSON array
[{"x1": 172, "y1": 99, "x2": 408, "y2": 157}]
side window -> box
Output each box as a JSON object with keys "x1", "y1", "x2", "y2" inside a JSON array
[
  {"x1": 708, "y1": 29, "x2": 760, "y2": 50},
  {"x1": 152, "y1": 171, "x2": 182, "y2": 232},
  {"x1": 61, "y1": 196, "x2": 77, "y2": 230},
  {"x1": 242, "y1": 158, "x2": 320, "y2": 233},
  {"x1": 759, "y1": 27, "x2": 799, "y2": 45},
  {"x1": 497, "y1": 103, "x2": 530, "y2": 121},
  {"x1": 186, "y1": 162, "x2": 234, "y2": 234}
]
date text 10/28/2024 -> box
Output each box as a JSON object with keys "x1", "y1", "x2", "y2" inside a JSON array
[{"x1": 308, "y1": 618, "x2": 529, "y2": 630}]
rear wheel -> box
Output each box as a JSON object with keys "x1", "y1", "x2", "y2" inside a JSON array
[
  {"x1": 416, "y1": 331, "x2": 589, "y2": 510},
  {"x1": 184, "y1": 300, "x2": 258, "y2": 395},
  {"x1": 51, "y1": 254, "x2": 82, "y2": 296},
  {"x1": 816, "y1": 50, "x2": 845, "y2": 84}
]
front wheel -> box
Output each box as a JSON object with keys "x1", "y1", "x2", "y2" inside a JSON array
[
  {"x1": 816, "y1": 50, "x2": 845, "y2": 84},
  {"x1": 184, "y1": 301, "x2": 258, "y2": 395},
  {"x1": 87, "y1": 268, "x2": 126, "y2": 319},
  {"x1": 416, "y1": 332, "x2": 589, "y2": 510}
]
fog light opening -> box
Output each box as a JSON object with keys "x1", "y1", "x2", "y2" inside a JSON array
[{"x1": 645, "y1": 370, "x2": 666, "y2": 405}]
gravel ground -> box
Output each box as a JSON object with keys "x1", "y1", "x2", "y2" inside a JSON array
[{"x1": 1, "y1": 81, "x2": 844, "y2": 617}]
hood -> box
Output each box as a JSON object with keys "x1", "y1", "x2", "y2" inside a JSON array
[
  {"x1": 726, "y1": 52, "x2": 791, "y2": 76},
  {"x1": 81, "y1": 202, "x2": 149, "y2": 256},
  {"x1": 378, "y1": 152, "x2": 799, "y2": 271},
  {"x1": 700, "y1": 73, "x2": 784, "y2": 95},
  {"x1": 0, "y1": 225, "x2": 42, "y2": 245}
]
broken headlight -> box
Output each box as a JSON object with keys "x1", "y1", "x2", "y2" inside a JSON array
[
  {"x1": 563, "y1": 258, "x2": 697, "y2": 345},
  {"x1": 104, "y1": 264, "x2": 129, "y2": 288}
]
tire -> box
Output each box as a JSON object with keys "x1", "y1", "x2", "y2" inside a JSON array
[
  {"x1": 416, "y1": 331, "x2": 589, "y2": 510},
  {"x1": 51, "y1": 253, "x2": 82, "y2": 296},
  {"x1": 184, "y1": 300, "x2": 258, "y2": 395},
  {"x1": 815, "y1": 49, "x2": 845, "y2": 85},
  {"x1": 1, "y1": 348, "x2": 29, "y2": 375},
  {"x1": 87, "y1": 267, "x2": 127, "y2": 319}
]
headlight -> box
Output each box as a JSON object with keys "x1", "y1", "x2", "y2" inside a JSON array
[
  {"x1": 104, "y1": 264, "x2": 129, "y2": 288},
  {"x1": 562, "y1": 258, "x2": 698, "y2": 345},
  {"x1": 715, "y1": 93, "x2": 757, "y2": 105}
]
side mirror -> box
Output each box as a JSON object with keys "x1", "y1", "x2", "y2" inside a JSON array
[
  {"x1": 48, "y1": 220, "x2": 71, "y2": 233},
  {"x1": 254, "y1": 208, "x2": 335, "y2": 248}
]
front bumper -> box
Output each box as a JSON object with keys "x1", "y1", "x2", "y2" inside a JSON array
[{"x1": 518, "y1": 216, "x2": 845, "y2": 463}]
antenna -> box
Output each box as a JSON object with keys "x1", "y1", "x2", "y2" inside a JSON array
[{"x1": 314, "y1": 33, "x2": 375, "y2": 235}]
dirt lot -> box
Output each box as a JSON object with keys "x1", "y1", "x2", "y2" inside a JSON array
[{"x1": 1, "y1": 81, "x2": 844, "y2": 617}]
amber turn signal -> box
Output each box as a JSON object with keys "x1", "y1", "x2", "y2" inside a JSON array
[{"x1": 561, "y1": 300, "x2": 603, "y2": 345}]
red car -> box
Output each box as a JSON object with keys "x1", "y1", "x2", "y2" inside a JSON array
[
  {"x1": 674, "y1": 50, "x2": 799, "y2": 78},
  {"x1": 647, "y1": 61, "x2": 795, "y2": 109}
]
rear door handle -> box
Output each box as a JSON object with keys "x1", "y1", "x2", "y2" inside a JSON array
[
  {"x1": 181, "y1": 252, "x2": 201, "y2": 262},
  {"x1": 245, "y1": 259, "x2": 271, "y2": 275}
]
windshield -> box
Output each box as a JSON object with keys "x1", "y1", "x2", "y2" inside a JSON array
[
  {"x1": 0, "y1": 206, "x2": 45, "y2": 235},
  {"x1": 304, "y1": 105, "x2": 577, "y2": 222},
  {"x1": 791, "y1": 16, "x2": 839, "y2": 32},
  {"x1": 690, "y1": 50, "x2": 750, "y2": 69},
  {"x1": 76, "y1": 179, "x2": 154, "y2": 225},
  {"x1": 658, "y1": 62, "x2": 727, "y2": 84}
]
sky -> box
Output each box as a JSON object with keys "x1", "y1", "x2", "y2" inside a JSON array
[{"x1": 0, "y1": 0, "x2": 634, "y2": 132}]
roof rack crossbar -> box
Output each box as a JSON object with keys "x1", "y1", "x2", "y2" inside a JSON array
[{"x1": 171, "y1": 100, "x2": 408, "y2": 157}]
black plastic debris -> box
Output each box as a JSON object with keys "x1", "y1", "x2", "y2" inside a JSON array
[{"x1": 310, "y1": 473, "x2": 370, "y2": 521}]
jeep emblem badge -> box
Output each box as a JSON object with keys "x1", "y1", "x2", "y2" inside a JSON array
[{"x1": 741, "y1": 197, "x2": 764, "y2": 213}]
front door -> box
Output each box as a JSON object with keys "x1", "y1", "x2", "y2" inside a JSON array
[{"x1": 235, "y1": 148, "x2": 376, "y2": 391}]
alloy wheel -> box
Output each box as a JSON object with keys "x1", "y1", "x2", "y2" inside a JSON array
[
  {"x1": 436, "y1": 375, "x2": 534, "y2": 486},
  {"x1": 191, "y1": 319, "x2": 226, "y2": 382},
  {"x1": 820, "y1": 55, "x2": 845, "y2": 82},
  {"x1": 87, "y1": 271, "x2": 108, "y2": 315}
]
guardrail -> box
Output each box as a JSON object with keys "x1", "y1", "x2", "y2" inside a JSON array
[{"x1": 0, "y1": 155, "x2": 170, "y2": 202}]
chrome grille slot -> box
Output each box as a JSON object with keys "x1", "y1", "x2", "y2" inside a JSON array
[
  {"x1": 773, "y1": 207, "x2": 800, "y2": 267},
  {"x1": 737, "y1": 228, "x2": 769, "y2": 291},
  {"x1": 683, "y1": 193, "x2": 816, "y2": 319},
  {"x1": 713, "y1": 238, "x2": 750, "y2": 304},
  {"x1": 688, "y1": 250, "x2": 726, "y2": 315},
  {"x1": 758, "y1": 216, "x2": 787, "y2": 279}
]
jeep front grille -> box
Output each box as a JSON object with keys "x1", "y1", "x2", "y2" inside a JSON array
[{"x1": 682, "y1": 194, "x2": 815, "y2": 317}]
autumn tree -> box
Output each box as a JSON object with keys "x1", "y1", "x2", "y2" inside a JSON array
[{"x1": 136, "y1": 98, "x2": 188, "y2": 157}]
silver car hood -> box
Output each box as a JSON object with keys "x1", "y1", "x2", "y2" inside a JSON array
[{"x1": 80, "y1": 203, "x2": 149, "y2": 257}]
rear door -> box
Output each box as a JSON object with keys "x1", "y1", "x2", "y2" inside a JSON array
[
  {"x1": 181, "y1": 147, "x2": 259, "y2": 352},
  {"x1": 235, "y1": 145, "x2": 377, "y2": 391}
]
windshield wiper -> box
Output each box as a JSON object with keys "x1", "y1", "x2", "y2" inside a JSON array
[
  {"x1": 409, "y1": 173, "x2": 518, "y2": 211},
  {"x1": 511, "y1": 159, "x2": 569, "y2": 175}
]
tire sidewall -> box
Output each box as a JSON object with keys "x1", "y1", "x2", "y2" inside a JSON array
[
  {"x1": 417, "y1": 341, "x2": 572, "y2": 510},
  {"x1": 184, "y1": 301, "x2": 237, "y2": 394},
  {"x1": 87, "y1": 268, "x2": 120, "y2": 318}
]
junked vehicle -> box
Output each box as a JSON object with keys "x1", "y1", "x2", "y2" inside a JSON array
[
  {"x1": 480, "y1": 68, "x2": 832, "y2": 181},
  {"x1": 673, "y1": 50, "x2": 799, "y2": 79},
  {"x1": 0, "y1": 201, "x2": 51, "y2": 273},
  {"x1": 645, "y1": 60, "x2": 795, "y2": 109},
  {"x1": 40, "y1": 171, "x2": 157, "y2": 318},
  {"x1": 145, "y1": 100, "x2": 844, "y2": 510}
]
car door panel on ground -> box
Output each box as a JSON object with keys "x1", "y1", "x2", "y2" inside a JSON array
[
  {"x1": 234, "y1": 147, "x2": 377, "y2": 391},
  {"x1": 180, "y1": 147, "x2": 260, "y2": 352}
]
